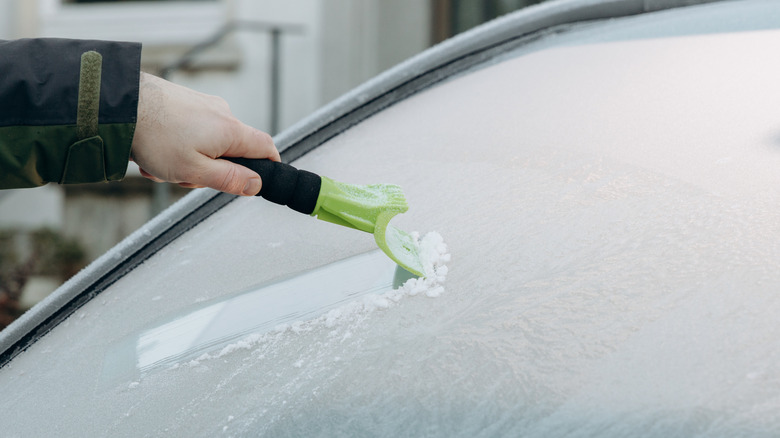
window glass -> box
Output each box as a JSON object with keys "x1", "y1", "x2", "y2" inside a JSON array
[
  {"x1": 101, "y1": 249, "x2": 415, "y2": 386},
  {"x1": 466, "y1": 0, "x2": 780, "y2": 77},
  {"x1": 3, "y1": 2, "x2": 780, "y2": 436}
]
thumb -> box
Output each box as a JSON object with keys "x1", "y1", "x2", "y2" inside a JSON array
[{"x1": 195, "y1": 158, "x2": 262, "y2": 196}]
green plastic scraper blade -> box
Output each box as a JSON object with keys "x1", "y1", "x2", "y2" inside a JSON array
[
  {"x1": 224, "y1": 157, "x2": 426, "y2": 277},
  {"x1": 374, "y1": 214, "x2": 425, "y2": 277},
  {"x1": 312, "y1": 177, "x2": 425, "y2": 277}
]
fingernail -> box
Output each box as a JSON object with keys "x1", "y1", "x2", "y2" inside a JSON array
[{"x1": 243, "y1": 177, "x2": 261, "y2": 196}]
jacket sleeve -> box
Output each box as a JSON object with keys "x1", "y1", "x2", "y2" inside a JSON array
[{"x1": 0, "y1": 38, "x2": 141, "y2": 188}]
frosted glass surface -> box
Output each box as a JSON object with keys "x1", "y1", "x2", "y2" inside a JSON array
[
  {"x1": 489, "y1": 0, "x2": 780, "y2": 63},
  {"x1": 4, "y1": 27, "x2": 780, "y2": 438}
]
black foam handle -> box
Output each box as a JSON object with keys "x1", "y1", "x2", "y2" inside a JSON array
[{"x1": 226, "y1": 157, "x2": 321, "y2": 215}]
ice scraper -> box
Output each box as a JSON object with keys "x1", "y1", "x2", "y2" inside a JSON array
[{"x1": 227, "y1": 158, "x2": 425, "y2": 277}]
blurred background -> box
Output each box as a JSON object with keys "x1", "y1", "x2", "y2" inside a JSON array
[{"x1": 0, "y1": 0, "x2": 546, "y2": 329}]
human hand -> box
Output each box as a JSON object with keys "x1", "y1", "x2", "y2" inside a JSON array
[{"x1": 130, "y1": 72, "x2": 280, "y2": 196}]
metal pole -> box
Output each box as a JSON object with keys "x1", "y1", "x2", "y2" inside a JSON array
[
  {"x1": 148, "y1": 21, "x2": 301, "y2": 215},
  {"x1": 270, "y1": 27, "x2": 281, "y2": 136}
]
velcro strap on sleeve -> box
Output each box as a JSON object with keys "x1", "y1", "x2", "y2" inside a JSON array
[
  {"x1": 60, "y1": 51, "x2": 107, "y2": 184},
  {"x1": 76, "y1": 50, "x2": 102, "y2": 140}
]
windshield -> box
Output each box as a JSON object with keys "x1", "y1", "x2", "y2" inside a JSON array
[{"x1": 3, "y1": 1, "x2": 780, "y2": 436}]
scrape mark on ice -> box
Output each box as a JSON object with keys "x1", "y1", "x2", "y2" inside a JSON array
[{"x1": 178, "y1": 232, "x2": 449, "y2": 368}]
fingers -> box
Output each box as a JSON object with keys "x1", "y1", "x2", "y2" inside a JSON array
[
  {"x1": 141, "y1": 167, "x2": 206, "y2": 190},
  {"x1": 178, "y1": 182, "x2": 204, "y2": 189},
  {"x1": 191, "y1": 156, "x2": 263, "y2": 196},
  {"x1": 197, "y1": 122, "x2": 277, "y2": 196},
  {"x1": 138, "y1": 123, "x2": 276, "y2": 196},
  {"x1": 224, "y1": 122, "x2": 281, "y2": 162},
  {"x1": 194, "y1": 122, "x2": 277, "y2": 195}
]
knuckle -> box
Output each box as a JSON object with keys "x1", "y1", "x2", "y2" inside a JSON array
[
  {"x1": 257, "y1": 130, "x2": 274, "y2": 146},
  {"x1": 219, "y1": 165, "x2": 243, "y2": 194}
]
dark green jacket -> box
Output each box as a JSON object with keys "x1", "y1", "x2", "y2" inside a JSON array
[{"x1": 0, "y1": 38, "x2": 141, "y2": 188}]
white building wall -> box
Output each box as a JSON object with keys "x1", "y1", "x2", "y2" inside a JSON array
[
  {"x1": 377, "y1": 0, "x2": 431, "y2": 73},
  {"x1": 319, "y1": 0, "x2": 431, "y2": 104},
  {"x1": 170, "y1": 0, "x2": 322, "y2": 136},
  {"x1": 172, "y1": 0, "x2": 431, "y2": 136},
  {"x1": 0, "y1": 0, "x2": 14, "y2": 38}
]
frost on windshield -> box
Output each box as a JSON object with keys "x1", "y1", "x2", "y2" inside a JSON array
[
  {"x1": 101, "y1": 232, "x2": 449, "y2": 383},
  {"x1": 180, "y1": 232, "x2": 448, "y2": 366},
  {"x1": 4, "y1": 15, "x2": 780, "y2": 438}
]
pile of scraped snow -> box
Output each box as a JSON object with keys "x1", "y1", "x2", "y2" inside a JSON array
[
  {"x1": 392, "y1": 231, "x2": 450, "y2": 298},
  {"x1": 339, "y1": 231, "x2": 450, "y2": 312},
  {"x1": 182, "y1": 231, "x2": 450, "y2": 367}
]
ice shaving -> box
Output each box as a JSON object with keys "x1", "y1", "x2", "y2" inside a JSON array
[
  {"x1": 300, "y1": 230, "x2": 449, "y2": 325},
  {"x1": 179, "y1": 231, "x2": 449, "y2": 368}
]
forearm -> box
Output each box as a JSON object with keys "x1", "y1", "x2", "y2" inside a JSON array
[{"x1": 0, "y1": 38, "x2": 141, "y2": 188}]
